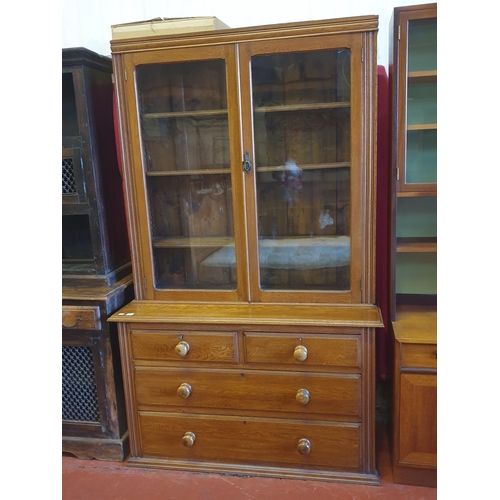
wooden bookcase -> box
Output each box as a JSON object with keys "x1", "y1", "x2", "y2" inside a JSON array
[
  {"x1": 110, "y1": 16, "x2": 383, "y2": 483},
  {"x1": 388, "y1": 3, "x2": 437, "y2": 487},
  {"x1": 62, "y1": 48, "x2": 133, "y2": 460}
]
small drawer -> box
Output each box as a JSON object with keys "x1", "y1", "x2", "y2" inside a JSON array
[
  {"x1": 130, "y1": 330, "x2": 238, "y2": 363},
  {"x1": 401, "y1": 343, "x2": 437, "y2": 369},
  {"x1": 244, "y1": 333, "x2": 360, "y2": 369},
  {"x1": 62, "y1": 306, "x2": 101, "y2": 330},
  {"x1": 135, "y1": 367, "x2": 361, "y2": 418},
  {"x1": 139, "y1": 412, "x2": 361, "y2": 470}
]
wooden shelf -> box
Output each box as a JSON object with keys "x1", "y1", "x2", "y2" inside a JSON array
[
  {"x1": 407, "y1": 124, "x2": 437, "y2": 131},
  {"x1": 408, "y1": 70, "x2": 437, "y2": 84},
  {"x1": 152, "y1": 236, "x2": 235, "y2": 248},
  {"x1": 142, "y1": 109, "x2": 228, "y2": 119},
  {"x1": 257, "y1": 162, "x2": 350, "y2": 173},
  {"x1": 254, "y1": 102, "x2": 350, "y2": 113},
  {"x1": 397, "y1": 190, "x2": 437, "y2": 197},
  {"x1": 147, "y1": 168, "x2": 230, "y2": 177},
  {"x1": 396, "y1": 237, "x2": 437, "y2": 253}
]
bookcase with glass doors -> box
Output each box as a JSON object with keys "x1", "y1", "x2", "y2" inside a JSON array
[
  {"x1": 388, "y1": 3, "x2": 437, "y2": 487},
  {"x1": 110, "y1": 16, "x2": 383, "y2": 483}
]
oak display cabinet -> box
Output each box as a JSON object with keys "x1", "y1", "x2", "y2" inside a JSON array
[
  {"x1": 110, "y1": 16, "x2": 383, "y2": 483},
  {"x1": 62, "y1": 48, "x2": 133, "y2": 460},
  {"x1": 388, "y1": 3, "x2": 437, "y2": 487}
]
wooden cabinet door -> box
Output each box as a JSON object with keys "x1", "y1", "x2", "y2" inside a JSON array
[
  {"x1": 399, "y1": 373, "x2": 437, "y2": 467},
  {"x1": 118, "y1": 45, "x2": 249, "y2": 301},
  {"x1": 239, "y1": 32, "x2": 376, "y2": 305}
]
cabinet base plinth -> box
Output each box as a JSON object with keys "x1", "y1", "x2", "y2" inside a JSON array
[
  {"x1": 392, "y1": 463, "x2": 436, "y2": 488},
  {"x1": 125, "y1": 457, "x2": 381, "y2": 485},
  {"x1": 62, "y1": 432, "x2": 129, "y2": 462}
]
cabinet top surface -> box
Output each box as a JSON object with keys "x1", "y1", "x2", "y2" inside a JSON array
[
  {"x1": 110, "y1": 15, "x2": 378, "y2": 53},
  {"x1": 392, "y1": 305, "x2": 437, "y2": 343},
  {"x1": 109, "y1": 300, "x2": 383, "y2": 328},
  {"x1": 62, "y1": 275, "x2": 133, "y2": 302}
]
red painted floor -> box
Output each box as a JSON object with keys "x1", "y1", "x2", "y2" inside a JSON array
[{"x1": 62, "y1": 423, "x2": 437, "y2": 499}]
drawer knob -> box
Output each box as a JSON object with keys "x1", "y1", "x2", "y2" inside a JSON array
[
  {"x1": 177, "y1": 383, "x2": 192, "y2": 399},
  {"x1": 182, "y1": 431, "x2": 196, "y2": 447},
  {"x1": 175, "y1": 341, "x2": 190, "y2": 357},
  {"x1": 297, "y1": 438, "x2": 311, "y2": 455},
  {"x1": 296, "y1": 388, "x2": 310, "y2": 405},
  {"x1": 294, "y1": 345, "x2": 308, "y2": 361}
]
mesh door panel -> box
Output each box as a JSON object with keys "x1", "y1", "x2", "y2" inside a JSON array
[
  {"x1": 62, "y1": 346, "x2": 100, "y2": 422},
  {"x1": 62, "y1": 158, "x2": 76, "y2": 194}
]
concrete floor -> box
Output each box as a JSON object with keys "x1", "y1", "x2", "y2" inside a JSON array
[{"x1": 62, "y1": 423, "x2": 437, "y2": 499}]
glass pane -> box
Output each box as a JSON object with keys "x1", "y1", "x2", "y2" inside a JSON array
[
  {"x1": 251, "y1": 49, "x2": 351, "y2": 292},
  {"x1": 406, "y1": 129, "x2": 437, "y2": 184},
  {"x1": 407, "y1": 83, "x2": 436, "y2": 127},
  {"x1": 408, "y1": 18, "x2": 437, "y2": 73},
  {"x1": 136, "y1": 60, "x2": 236, "y2": 290}
]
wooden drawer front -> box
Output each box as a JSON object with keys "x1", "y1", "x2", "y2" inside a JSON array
[
  {"x1": 139, "y1": 412, "x2": 361, "y2": 470},
  {"x1": 244, "y1": 333, "x2": 360, "y2": 369},
  {"x1": 62, "y1": 306, "x2": 101, "y2": 330},
  {"x1": 135, "y1": 368, "x2": 361, "y2": 418},
  {"x1": 401, "y1": 343, "x2": 437, "y2": 369},
  {"x1": 130, "y1": 330, "x2": 238, "y2": 363}
]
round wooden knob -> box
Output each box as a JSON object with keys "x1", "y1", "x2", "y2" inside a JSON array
[
  {"x1": 297, "y1": 438, "x2": 311, "y2": 455},
  {"x1": 182, "y1": 431, "x2": 196, "y2": 447},
  {"x1": 296, "y1": 388, "x2": 310, "y2": 405},
  {"x1": 177, "y1": 383, "x2": 192, "y2": 399},
  {"x1": 175, "y1": 341, "x2": 190, "y2": 357},
  {"x1": 293, "y1": 345, "x2": 308, "y2": 361}
]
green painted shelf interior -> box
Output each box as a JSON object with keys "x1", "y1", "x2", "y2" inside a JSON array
[
  {"x1": 396, "y1": 197, "x2": 436, "y2": 238},
  {"x1": 406, "y1": 128, "x2": 436, "y2": 184},
  {"x1": 407, "y1": 83, "x2": 436, "y2": 126},
  {"x1": 396, "y1": 252, "x2": 437, "y2": 295},
  {"x1": 408, "y1": 18, "x2": 437, "y2": 73}
]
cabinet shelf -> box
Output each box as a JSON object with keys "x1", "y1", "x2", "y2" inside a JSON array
[
  {"x1": 257, "y1": 162, "x2": 350, "y2": 173},
  {"x1": 142, "y1": 109, "x2": 228, "y2": 119},
  {"x1": 396, "y1": 237, "x2": 437, "y2": 253},
  {"x1": 147, "y1": 168, "x2": 230, "y2": 177},
  {"x1": 408, "y1": 70, "x2": 437, "y2": 84},
  {"x1": 407, "y1": 124, "x2": 437, "y2": 131},
  {"x1": 397, "y1": 190, "x2": 437, "y2": 198},
  {"x1": 254, "y1": 102, "x2": 350, "y2": 114},
  {"x1": 152, "y1": 236, "x2": 235, "y2": 248}
]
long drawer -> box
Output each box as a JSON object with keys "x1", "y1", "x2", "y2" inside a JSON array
[
  {"x1": 134, "y1": 367, "x2": 361, "y2": 418},
  {"x1": 130, "y1": 330, "x2": 238, "y2": 363},
  {"x1": 139, "y1": 412, "x2": 361, "y2": 470},
  {"x1": 244, "y1": 333, "x2": 360, "y2": 369}
]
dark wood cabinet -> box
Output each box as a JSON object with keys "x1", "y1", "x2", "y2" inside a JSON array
[
  {"x1": 388, "y1": 3, "x2": 437, "y2": 487},
  {"x1": 62, "y1": 47, "x2": 133, "y2": 461},
  {"x1": 110, "y1": 16, "x2": 382, "y2": 483}
]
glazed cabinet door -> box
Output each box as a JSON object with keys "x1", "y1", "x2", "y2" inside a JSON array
[
  {"x1": 118, "y1": 46, "x2": 249, "y2": 301},
  {"x1": 395, "y1": 5, "x2": 437, "y2": 193},
  {"x1": 239, "y1": 33, "x2": 374, "y2": 304}
]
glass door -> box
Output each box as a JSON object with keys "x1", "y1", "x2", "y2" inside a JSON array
[
  {"x1": 239, "y1": 35, "x2": 365, "y2": 303},
  {"x1": 398, "y1": 11, "x2": 437, "y2": 192},
  {"x1": 123, "y1": 46, "x2": 248, "y2": 301}
]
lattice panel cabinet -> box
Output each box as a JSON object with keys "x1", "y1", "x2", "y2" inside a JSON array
[{"x1": 62, "y1": 47, "x2": 133, "y2": 461}]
